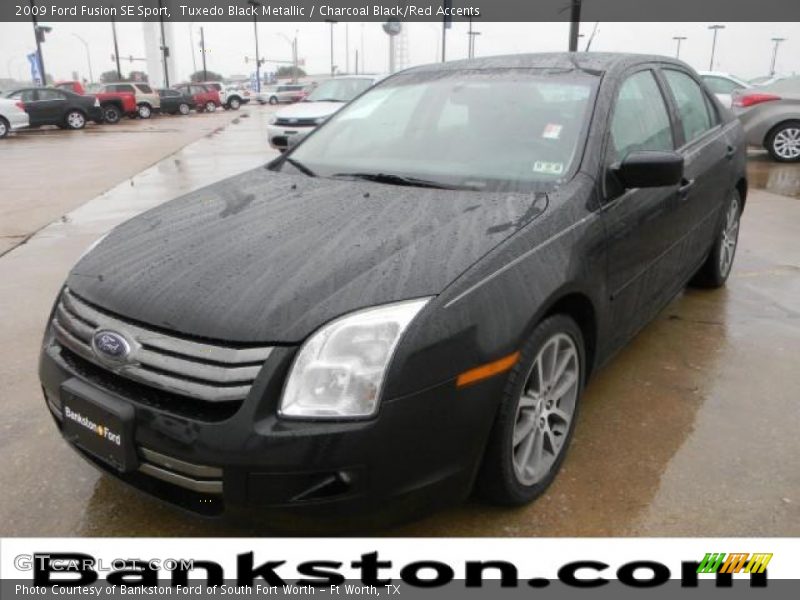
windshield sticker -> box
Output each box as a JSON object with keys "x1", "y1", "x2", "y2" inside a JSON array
[
  {"x1": 532, "y1": 161, "x2": 565, "y2": 175},
  {"x1": 542, "y1": 123, "x2": 563, "y2": 139}
]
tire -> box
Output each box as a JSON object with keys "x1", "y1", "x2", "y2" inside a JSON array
[
  {"x1": 228, "y1": 97, "x2": 241, "y2": 110},
  {"x1": 65, "y1": 110, "x2": 86, "y2": 130},
  {"x1": 475, "y1": 315, "x2": 585, "y2": 506},
  {"x1": 137, "y1": 103, "x2": 152, "y2": 119},
  {"x1": 690, "y1": 190, "x2": 742, "y2": 288},
  {"x1": 178, "y1": 103, "x2": 191, "y2": 116},
  {"x1": 0, "y1": 117, "x2": 9, "y2": 139},
  {"x1": 204, "y1": 101, "x2": 217, "y2": 113},
  {"x1": 269, "y1": 96, "x2": 278, "y2": 105},
  {"x1": 765, "y1": 120, "x2": 800, "y2": 162},
  {"x1": 102, "y1": 105, "x2": 121, "y2": 124}
]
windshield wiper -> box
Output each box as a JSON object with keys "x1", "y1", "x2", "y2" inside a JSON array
[
  {"x1": 309, "y1": 98, "x2": 344, "y2": 103},
  {"x1": 284, "y1": 157, "x2": 315, "y2": 177},
  {"x1": 331, "y1": 172, "x2": 467, "y2": 190}
]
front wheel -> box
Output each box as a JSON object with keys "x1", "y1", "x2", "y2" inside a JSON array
[
  {"x1": 228, "y1": 97, "x2": 241, "y2": 110},
  {"x1": 178, "y1": 103, "x2": 191, "y2": 115},
  {"x1": 690, "y1": 191, "x2": 742, "y2": 288},
  {"x1": 204, "y1": 101, "x2": 217, "y2": 113},
  {"x1": 65, "y1": 110, "x2": 86, "y2": 130},
  {"x1": 766, "y1": 121, "x2": 800, "y2": 162},
  {"x1": 137, "y1": 103, "x2": 152, "y2": 119},
  {"x1": 0, "y1": 117, "x2": 9, "y2": 139},
  {"x1": 476, "y1": 315, "x2": 585, "y2": 506},
  {"x1": 269, "y1": 96, "x2": 278, "y2": 105},
  {"x1": 102, "y1": 105, "x2": 121, "y2": 124}
]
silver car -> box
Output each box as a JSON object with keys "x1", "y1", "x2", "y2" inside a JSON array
[
  {"x1": 259, "y1": 84, "x2": 306, "y2": 105},
  {"x1": 733, "y1": 76, "x2": 800, "y2": 162},
  {"x1": 266, "y1": 76, "x2": 381, "y2": 151},
  {"x1": 0, "y1": 97, "x2": 30, "y2": 138}
]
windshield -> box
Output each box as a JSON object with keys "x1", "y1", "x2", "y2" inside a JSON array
[
  {"x1": 305, "y1": 78, "x2": 373, "y2": 102},
  {"x1": 287, "y1": 68, "x2": 598, "y2": 192}
]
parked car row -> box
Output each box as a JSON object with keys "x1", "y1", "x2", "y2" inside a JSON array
[{"x1": 0, "y1": 79, "x2": 253, "y2": 138}]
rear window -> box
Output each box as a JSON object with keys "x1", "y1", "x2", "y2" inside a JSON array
[{"x1": 135, "y1": 84, "x2": 153, "y2": 93}]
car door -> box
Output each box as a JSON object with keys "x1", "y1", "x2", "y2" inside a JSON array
[
  {"x1": 34, "y1": 89, "x2": 68, "y2": 125},
  {"x1": 660, "y1": 68, "x2": 733, "y2": 282},
  {"x1": 600, "y1": 67, "x2": 682, "y2": 348}
]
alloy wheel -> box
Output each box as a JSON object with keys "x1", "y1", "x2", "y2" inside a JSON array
[
  {"x1": 719, "y1": 195, "x2": 740, "y2": 277},
  {"x1": 138, "y1": 104, "x2": 151, "y2": 119},
  {"x1": 67, "y1": 111, "x2": 85, "y2": 129},
  {"x1": 0, "y1": 119, "x2": 8, "y2": 138},
  {"x1": 179, "y1": 103, "x2": 190, "y2": 115},
  {"x1": 512, "y1": 333, "x2": 580, "y2": 486},
  {"x1": 205, "y1": 102, "x2": 216, "y2": 113},
  {"x1": 772, "y1": 127, "x2": 800, "y2": 160}
]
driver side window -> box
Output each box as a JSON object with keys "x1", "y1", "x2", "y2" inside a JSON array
[{"x1": 609, "y1": 70, "x2": 674, "y2": 164}]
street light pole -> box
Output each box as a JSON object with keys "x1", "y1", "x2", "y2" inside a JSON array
[
  {"x1": 73, "y1": 34, "x2": 93, "y2": 83},
  {"x1": 568, "y1": 0, "x2": 581, "y2": 51},
  {"x1": 673, "y1": 35, "x2": 687, "y2": 59},
  {"x1": 200, "y1": 26, "x2": 207, "y2": 81},
  {"x1": 770, "y1": 37, "x2": 786, "y2": 75},
  {"x1": 29, "y1": 0, "x2": 48, "y2": 86},
  {"x1": 708, "y1": 24, "x2": 725, "y2": 70},
  {"x1": 157, "y1": 0, "x2": 169, "y2": 87},
  {"x1": 248, "y1": 0, "x2": 262, "y2": 91},
  {"x1": 326, "y1": 20, "x2": 337, "y2": 76},
  {"x1": 111, "y1": 17, "x2": 122, "y2": 80}
]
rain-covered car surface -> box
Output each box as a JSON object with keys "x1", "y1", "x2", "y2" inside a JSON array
[{"x1": 36, "y1": 53, "x2": 753, "y2": 529}]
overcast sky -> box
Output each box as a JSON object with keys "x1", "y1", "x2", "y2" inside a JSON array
[{"x1": 1, "y1": 21, "x2": 798, "y2": 84}]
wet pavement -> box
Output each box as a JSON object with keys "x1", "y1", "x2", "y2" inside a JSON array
[{"x1": 0, "y1": 116, "x2": 798, "y2": 536}]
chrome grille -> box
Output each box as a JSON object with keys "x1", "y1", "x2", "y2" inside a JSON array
[
  {"x1": 275, "y1": 117, "x2": 318, "y2": 127},
  {"x1": 52, "y1": 288, "x2": 272, "y2": 403}
]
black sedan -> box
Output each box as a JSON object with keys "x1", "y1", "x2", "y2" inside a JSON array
[
  {"x1": 157, "y1": 88, "x2": 193, "y2": 116},
  {"x1": 4, "y1": 87, "x2": 103, "y2": 130},
  {"x1": 39, "y1": 53, "x2": 746, "y2": 525}
]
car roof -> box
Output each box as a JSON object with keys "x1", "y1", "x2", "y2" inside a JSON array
[{"x1": 404, "y1": 52, "x2": 690, "y2": 76}]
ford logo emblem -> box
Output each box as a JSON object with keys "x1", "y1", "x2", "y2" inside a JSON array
[{"x1": 92, "y1": 330, "x2": 131, "y2": 362}]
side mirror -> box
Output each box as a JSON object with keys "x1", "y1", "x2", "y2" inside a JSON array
[{"x1": 612, "y1": 150, "x2": 684, "y2": 189}]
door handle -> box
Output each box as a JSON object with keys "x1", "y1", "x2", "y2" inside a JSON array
[
  {"x1": 678, "y1": 178, "x2": 695, "y2": 197},
  {"x1": 726, "y1": 145, "x2": 737, "y2": 159}
]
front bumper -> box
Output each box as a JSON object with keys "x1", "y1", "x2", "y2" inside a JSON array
[
  {"x1": 266, "y1": 123, "x2": 315, "y2": 150},
  {"x1": 39, "y1": 331, "x2": 501, "y2": 525},
  {"x1": 7, "y1": 111, "x2": 29, "y2": 130}
]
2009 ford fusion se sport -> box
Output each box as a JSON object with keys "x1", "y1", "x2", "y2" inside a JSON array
[{"x1": 40, "y1": 53, "x2": 746, "y2": 526}]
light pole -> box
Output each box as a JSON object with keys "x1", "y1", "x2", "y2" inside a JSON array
[
  {"x1": 72, "y1": 33, "x2": 93, "y2": 83},
  {"x1": 467, "y1": 18, "x2": 481, "y2": 60},
  {"x1": 29, "y1": 0, "x2": 50, "y2": 86},
  {"x1": 111, "y1": 17, "x2": 122, "y2": 80},
  {"x1": 276, "y1": 32, "x2": 298, "y2": 82},
  {"x1": 156, "y1": 0, "x2": 169, "y2": 87},
  {"x1": 673, "y1": 35, "x2": 687, "y2": 59},
  {"x1": 326, "y1": 19, "x2": 337, "y2": 77},
  {"x1": 708, "y1": 24, "x2": 725, "y2": 70},
  {"x1": 248, "y1": 0, "x2": 262, "y2": 91},
  {"x1": 200, "y1": 26, "x2": 207, "y2": 81},
  {"x1": 568, "y1": 0, "x2": 582, "y2": 51},
  {"x1": 345, "y1": 23, "x2": 349, "y2": 74},
  {"x1": 770, "y1": 37, "x2": 786, "y2": 75}
]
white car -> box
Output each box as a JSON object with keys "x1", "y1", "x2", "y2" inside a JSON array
[
  {"x1": 266, "y1": 75, "x2": 382, "y2": 151},
  {"x1": 698, "y1": 71, "x2": 751, "y2": 108},
  {"x1": 0, "y1": 97, "x2": 30, "y2": 138}
]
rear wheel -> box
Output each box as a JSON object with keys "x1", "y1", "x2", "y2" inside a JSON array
[
  {"x1": 102, "y1": 104, "x2": 121, "y2": 124},
  {"x1": 476, "y1": 315, "x2": 585, "y2": 506},
  {"x1": 178, "y1": 103, "x2": 191, "y2": 115},
  {"x1": 766, "y1": 120, "x2": 800, "y2": 162},
  {"x1": 690, "y1": 190, "x2": 742, "y2": 288},
  {"x1": 65, "y1": 110, "x2": 86, "y2": 130},
  {"x1": 0, "y1": 117, "x2": 9, "y2": 139},
  {"x1": 137, "y1": 103, "x2": 152, "y2": 119},
  {"x1": 204, "y1": 101, "x2": 217, "y2": 113},
  {"x1": 228, "y1": 97, "x2": 241, "y2": 110},
  {"x1": 269, "y1": 96, "x2": 278, "y2": 105}
]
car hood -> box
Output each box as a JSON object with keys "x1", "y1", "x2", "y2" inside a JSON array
[
  {"x1": 67, "y1": 168, "x2": 547, "y2": 343},
  {"x1": 275, "y1": 101, "x2": 344, "y2": 120}
]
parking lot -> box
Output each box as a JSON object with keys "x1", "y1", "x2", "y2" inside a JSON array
[{"x1": 1, "y1": 104, "x2": 798, "y2": 536}]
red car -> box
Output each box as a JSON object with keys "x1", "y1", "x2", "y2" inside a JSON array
[
  {"x1": 174, "y1": 83, "x2": 222, "y2": 113},
  {"x1": 55, "y1": 81, "x2": 137, "y2": 124}
]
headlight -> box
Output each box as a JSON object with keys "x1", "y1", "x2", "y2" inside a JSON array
[
  {"x1": 268, "y1": 115, "x2": 277, "y2": 125},
  {"x1": 280, "y1": 298, "x2": 431, "y2": 419}
]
